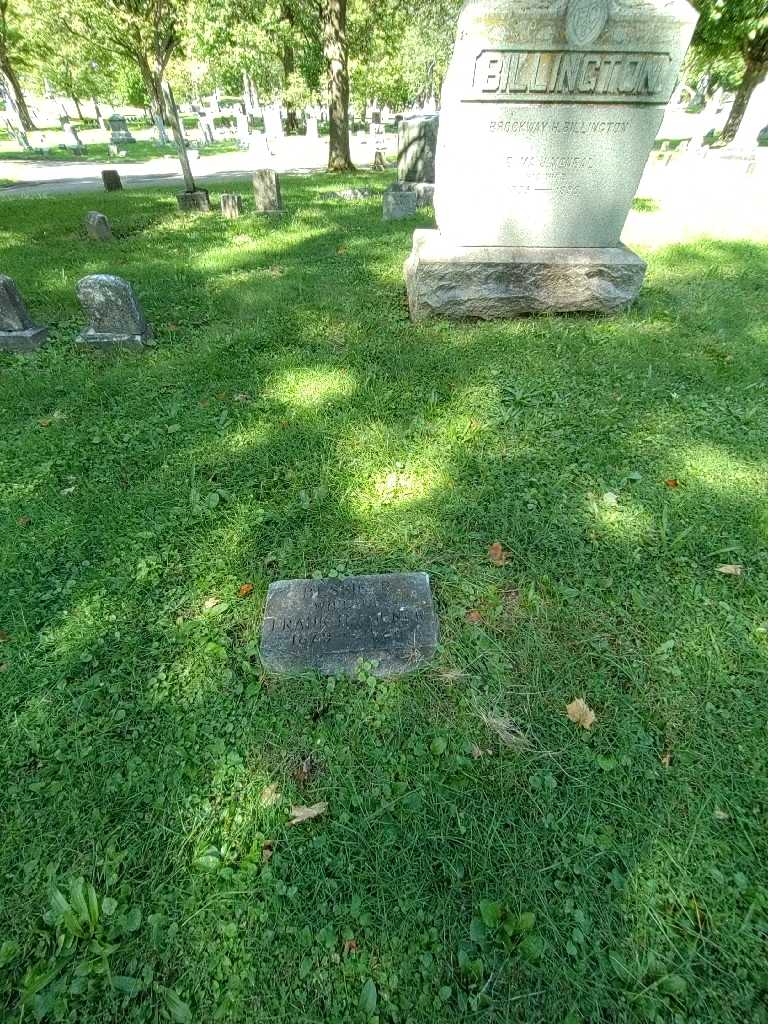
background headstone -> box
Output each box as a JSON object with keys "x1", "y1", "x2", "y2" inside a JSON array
[
  {"x1": 0, "y1": 274, "x2": 49, "y2": 353},
  {"x1": 221, "y1": 193, "x2": 243, "y2": 219},
  {"x1": 306, "y1": 115, "x2": 319, "y2": 140},
  {"x1": 397, "y1": 114, "x2": 439, "y2": 183},
  {"x1": 75, "y1": 274, "x2": 152, "y2": 349},
  {"x1": 261, "y1": 572, "x2": 439, "y2": 677},
  {"x1": 385, "y1": 181, "x2": 435, "y2": 208},
  {"x1": 85, "y1": 211, "x2": 112, "y2": 241},
  {"x1": 105, "y1": 114, "x2": 136, "y2": 144},
  {"x1": 383, "y1": 190, "x2": 417, "y2": 220},
  {"x1": 252, "y1": 169, "x2": 282, "y2": 212},
  {"x1": 263, "y1": 103, "x2": 284, "y2": 140},
  {"x1": 235, "y1": 108, "x2": 251, "y2": 149},
  {"x1": 101, "y1": 169, "x2": 122, "y2": 192}
]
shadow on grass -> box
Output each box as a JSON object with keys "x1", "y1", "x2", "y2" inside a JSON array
[{"x1": 1, "y1": 176, "x2": 767, "y2": 1022}]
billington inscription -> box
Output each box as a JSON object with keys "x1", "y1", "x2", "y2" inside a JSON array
[{"x1": 260, "y1": 572, "x2": 439, "y2": 677}]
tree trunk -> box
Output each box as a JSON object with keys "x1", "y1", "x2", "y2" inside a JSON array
[
  {"x1": 137, "y1": 52, "x2": 167, "y2": 123},
  {"x1": 323, "y1": 0, "x2": 353, "y2": 171},
  {"x1": 72, "y1": 95, "x2": 83, "y2": 120},
  {"x1": 721, "y1": 60, "x2": 767, "y2": 143},
  {"x1": 0, "y1": 61, "x2": 35, "y2": 130},
  {"x1": 161, "y1": 79, "x2": 197, "y2": 193}
]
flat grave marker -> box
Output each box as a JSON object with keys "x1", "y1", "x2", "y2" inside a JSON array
[{"x1": 261, "y1": 572, "x2": 438, "y2": 677}]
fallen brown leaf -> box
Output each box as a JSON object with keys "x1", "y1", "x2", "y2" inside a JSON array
[
  {"x1": 713, "y1": 808, "x2": 729, "y2": 821},
  {"x1": 488, "y1": 541, "x2": 507, "y2": 566},
  {"x1": 17, "y1": 516, "x2": 31, "y2": 527},
  {"x1": 717, "y1": 564, "x2": 743, "y2": 576},
  {"x1": 234, "y1": 393, "x2": 251, "y2": 402},
  {"x1": 238, "y1": 582, "x2": 254, "y2": 598},
  {"x1": 166, "y1": 323, "x2": 179, "y2": 331},
  {"x1": 566, "y1": 697, "x2": 596, "y2": 730},
  {"x1": 288, "y1": 802, "x2": 328, "y2": 826},
  {"x1": 664, "y1": 478, "x2": 679, "y2": 488},
  {"x1": 38, "y1": 418, "x2": 52, "y2": 428},
  {"x1": 660, "y1": 751, "x2": 672, "y2": 768},
  {"x1": 203, "y1": 596, "x2": 220, "y2": 610},
  {"x1": 342, "y1": 939, "x2": 358, "y2": 954},
  {"x1": 0, "y1": 662, "x2": 7, "y2": 672},
  {"x1": 465, "y1": 609, "x2": 482, "y2": 624},
  {"x1": 198, "y1": 399, "x2": 210, "y2": 408},
  {"x1": 0, "y1": 631, "x2": 9, "y2": 642},
  {"x1": 261, "y1": 840, "x2": 274, "y2": 863}
]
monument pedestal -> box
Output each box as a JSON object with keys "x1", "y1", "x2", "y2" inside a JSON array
[
  {"x1": 0, "y1": 325, "x2": 49, "y2": 354},
  {"x1": 404, "y1": 230, "x2": 646, "y2": 322}
]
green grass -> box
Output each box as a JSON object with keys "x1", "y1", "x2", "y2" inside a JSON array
[
  {"x1": 1, "y1": 173, "x2": 768, "y2": 1023},
  {"x1": 0, "y1": 140, "x2": 240, "y2": 163}
]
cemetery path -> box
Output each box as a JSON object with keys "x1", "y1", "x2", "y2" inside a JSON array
[{"x1": 0, "y1": 135, "x2": 397, "y2": 198}]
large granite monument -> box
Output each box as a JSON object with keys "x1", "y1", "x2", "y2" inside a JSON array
[
  {"x1": 405, "y1": 0, "x2": 698, "y2": 320},
  {"x1": 261, "y1": 572, "x2": 439, "y2": 677}
]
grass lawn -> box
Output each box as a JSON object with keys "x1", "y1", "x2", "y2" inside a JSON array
[{"x1": 1, "y1": 173, "x2": 767, "y2": 1023}]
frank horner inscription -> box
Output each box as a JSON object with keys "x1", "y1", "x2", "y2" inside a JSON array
[
  {"x1": 404, "y1": 0, "x2": 698, "y2": 320},
  {"x1": 260, "y1": 572, "x2": 439, "y2": 677}
]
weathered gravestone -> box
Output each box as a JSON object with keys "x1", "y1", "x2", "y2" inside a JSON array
[
  {"x1": 101, "y1": 169, "x2": 123, "y2": 192},
  {"x1": 385, "y1": 181, "x2": 436, "y2": 208},
  {"x1": 85, "y1": 211, "x2": 112, "y2": 241},
  {"x1": 306, "y1": 115, "x2": 319, "y2": 140},
  {"x1": 397, "y1": 114, "x2": 439, "y2": 182},
  {"x1": 261, "y1": 572, "x2": 439, "y2": 677},
  {"x1": 221, "y1": 193, "x2": 244, "y2": 219},
  {"x1": 383, "y1": 190, "x2": 418, "y2": 220},
  {"x1": 405, "y1": 0, "x2": 698, "y2": 320},
  {"x1": 252, "y1": 169, "x2": 282, "y2": 212},
  {"x1": 0, "y1": 275, "x2": 48, "y2": 353},
  {"x1": 320, "y1": 187, "x2": 373, "y2": 200},
  {"x1": 235, "y1": 109, "x2": 251, "y2": 149},
  {"x1": 106, "y1": 114, "x2": 136, "y2": 144},
  {"x1": 61, "y1": 120, "x2": 84, "y2": 153},
  {"x1": 75, "y1": 274, "x2": 152, "y2": 349}
]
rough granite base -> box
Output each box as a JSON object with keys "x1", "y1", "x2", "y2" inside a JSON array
[
  {"x1": 0, "y1": 325, "x2": 49, "y2": 354},
  {"x1": 75, "y1": 328, "x2": 152, "y2": 351},
  {"x1": 404, "y1": 230, "x2": 647, "y2": 321}
]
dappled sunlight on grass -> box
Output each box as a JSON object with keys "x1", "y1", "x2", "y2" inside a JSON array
[{"x1": 267, "y1": 366, "x2": 358, "y2": 409}]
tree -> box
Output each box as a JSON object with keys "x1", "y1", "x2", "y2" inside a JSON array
[
  {"x1": 0, "y1": 0, "x2": 36, "y2": 129},
  {"x1": 691, "y1": 0, "x2": 768, "y2": 142},
  {"x1": 323, "y1": 0, "x2": 353, "y2": 170},
  {"x1": 50, "y1": 0, "x2": 185, "y2": 123}
]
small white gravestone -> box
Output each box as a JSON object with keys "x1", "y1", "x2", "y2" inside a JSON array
[
  {"x1": 263, "y1": 104, "x2": 284, "y2": 140},
  {"x1": 405, "y1": 0, "x2": 698, "y2": 320}
]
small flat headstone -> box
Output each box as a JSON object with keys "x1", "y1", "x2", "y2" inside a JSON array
[
  {"x1": 261, "y1": 572, "x2": 438, "y2": 677},
  {"x1": 319, "y1": 187, "x2": 373, "y2": 200},
  {"x1": 0, "y1": 274, "x2": 48, "y2": 353},
  {"x1": 252, "y1": 169, "x2": 282, "y2": 212},
  {"x1": 85, "y1": 211, "x2": 112, "y2": 241},
  {"x1": 75, "y1": 274, "x2": 152, "y2": 350},
  {"x1": 101, "y1": 169, "x2": 122, "y2": 192},
  {"x1": 383, "y1": 191, "x2": 417, "y2": 220}
]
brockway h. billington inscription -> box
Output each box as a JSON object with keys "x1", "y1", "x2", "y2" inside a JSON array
[
  {"x1": 405, "y1": 0, "x2": 697, "y2": 321},
  {"x1": 260, "y1": 573, "x2": 439, "y2": 677}
]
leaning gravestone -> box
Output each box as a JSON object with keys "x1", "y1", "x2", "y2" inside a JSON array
[
  {"x1": 75, "y1": 275, "x2": 152, "y2": 350},
  {"x1": 261, "y1": 572, "x2": 439, "y2": 677},
  {"x1": 405, "y1": 0, "x2": 698, "y2": 320},
  {"x1": 101, "y1": 169, "x2": 123, "y2": 192},
  {"x1": 397, "y1": 114, "x2": 439, "y2": 182},
  {"x1": 85, "y1": 211, "x2": 112, "y2": 241},
  {"x1": 0, "y1": 275, "x2": 48, "y2": 353},
  {"x1": 252, "y1": 169, "x2": 282, "y2": 212}
]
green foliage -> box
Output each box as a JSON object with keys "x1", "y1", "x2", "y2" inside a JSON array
[{"x1": 0, "y1": 176, "x2": 767, "y2": 1022}]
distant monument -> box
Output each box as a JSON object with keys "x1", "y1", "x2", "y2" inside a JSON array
[
  {"x1": 106, "y1": 114, "x2": 136, "y2": 145},
  {"x1": 405, "y1": 0, "x2": 698, "y2": 320}
]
